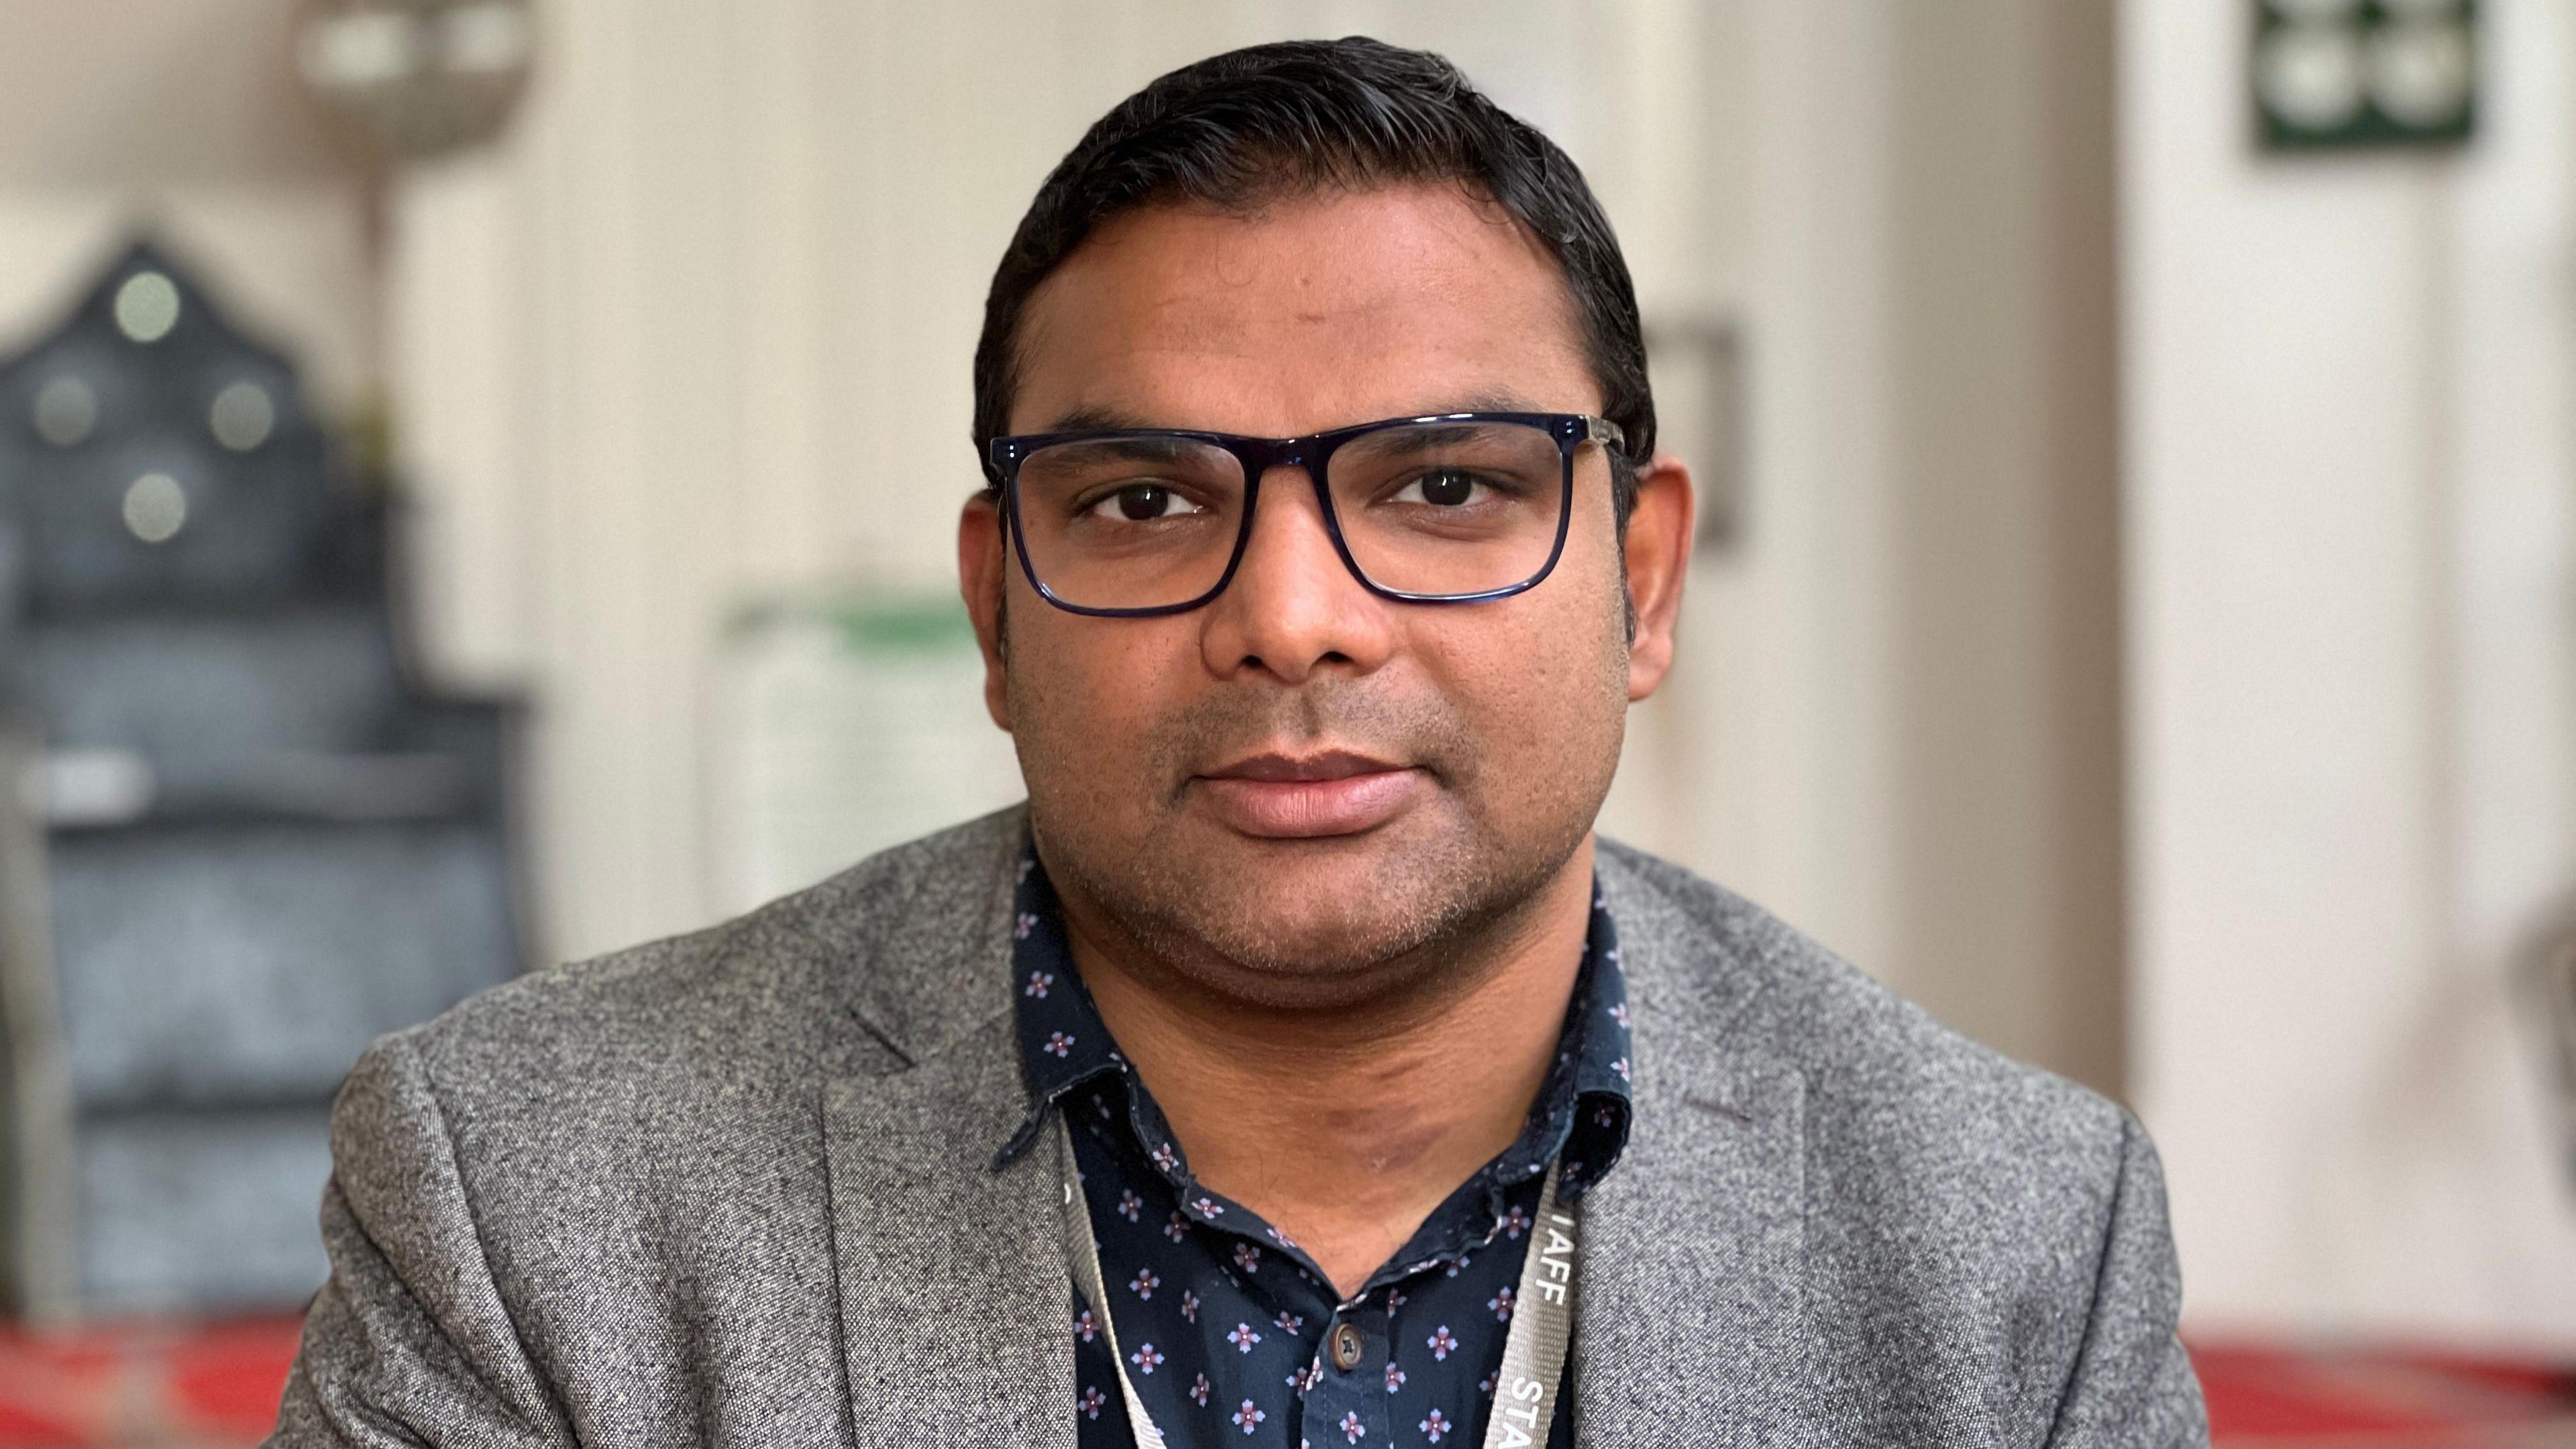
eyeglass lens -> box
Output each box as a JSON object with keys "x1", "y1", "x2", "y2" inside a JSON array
[{"x1": 1012, "y1": 421, "x2": 1568, "y2": 611}]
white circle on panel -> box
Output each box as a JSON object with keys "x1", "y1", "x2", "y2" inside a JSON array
[
  {"x1": 123, "y1": 472, "x2": 188, "y2": 543},
  {"x1": 2368, "y1": 20, "x2": 2473, "y2": 127},
  {"x1": 32, "y1": 376, "x2": 97, "y2": 447},
  {"x1": 299, "y1": 10, "x2": 426, "y2": 88},
  {"x1": 439, "y1": 1, "x2": 535, "y2": 74},
  {"x1": 209, "y1": 381, "x2": 277, "y2": 451},
  {"x1": 2259, "y1": 23, "x2": 2366, "y2": 131},
  {"x1": 113, "y1": 272, "x2": 182, "y2": 343}
]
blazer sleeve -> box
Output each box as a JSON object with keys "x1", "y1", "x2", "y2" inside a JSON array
[
  {"x1": 2044, "y1": 1112, "x2": 2212, "y2": 1448},
  {"x1": 265, "y1": 1034, "x2": 575, "y2": 1448}
]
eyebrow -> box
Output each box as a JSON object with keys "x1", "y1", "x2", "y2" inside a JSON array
[
  {"x1": 1031, "y1": 434, "x2": 1214, "y2": 466},
  {"x1": 1040, "y1": 403, "x2": 1159, "y2": 433},
  {"x1": 1033, "y1": 390, "x2": 1558, "y2": 436}
]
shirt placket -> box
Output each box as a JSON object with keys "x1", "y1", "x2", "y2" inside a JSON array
[{"x1": 1303, "y1": 1291, "x2": 1396, "y2": 1448}]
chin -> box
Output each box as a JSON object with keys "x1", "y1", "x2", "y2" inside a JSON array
[
  {"x1": 1191, "y1": 896, "x2": 1443, "y2": 980},
  {"x1": 1109, "y1": 830, "x2": 1527, "y2": 1004}
]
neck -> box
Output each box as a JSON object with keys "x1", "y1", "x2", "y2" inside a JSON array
[{"x1": 1060, "y1": 839, "x2": 1596, "y2": 1300}]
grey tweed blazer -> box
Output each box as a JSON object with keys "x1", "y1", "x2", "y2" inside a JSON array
[{"x1": 268, "y1": 807, "x2": 2206, "y2": 1447}]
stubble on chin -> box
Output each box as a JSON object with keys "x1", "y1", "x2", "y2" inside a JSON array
[{"x1": 1016, "y1": 673, "x2": 1591, "y2": 1012}]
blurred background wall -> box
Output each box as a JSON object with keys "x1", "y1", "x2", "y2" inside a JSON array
[
  {"x1": 2127, "y1": 0, "x2": 2576, "y2": 1344},
  {"x1": 0, "y1": 0, "x2": 2566, "y2": 1365}
]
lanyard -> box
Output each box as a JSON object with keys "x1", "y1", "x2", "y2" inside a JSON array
[{"x1": 1055, "y1": 1114, "x2": 1581, "y2": 1449}]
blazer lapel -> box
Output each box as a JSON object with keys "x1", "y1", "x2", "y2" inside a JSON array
[
  {"x1": 1575, "y1": 861, "x2": 1816, "y2": 1448},
  {"x1": 824, "y1": 1009, "x2": 1076, "y2": 1449}
]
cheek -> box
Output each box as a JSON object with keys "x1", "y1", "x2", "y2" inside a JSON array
[
  {"x1": 1003, "y1": 615, "x2": 1190, "y2": 802},
  {"x1": 1532, "y1": 520, "x2": 1635, "y2": 702},
  {"x1": 1426, "y1": 561, "x2": 1631, "y2": 795}
]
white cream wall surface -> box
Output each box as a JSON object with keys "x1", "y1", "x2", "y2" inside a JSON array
[{"x1": 2123, "y1": 0, "x2": 2576, "y2": 1341}]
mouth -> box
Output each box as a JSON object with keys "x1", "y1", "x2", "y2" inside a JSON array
[{"x1": 1191, "y1": 749, "x2": 1427, "y2": 839}]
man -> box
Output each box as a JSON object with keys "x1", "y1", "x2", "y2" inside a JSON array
[{"x1": 272, "y1": 37, "x2": 2205, "y2": 1449}]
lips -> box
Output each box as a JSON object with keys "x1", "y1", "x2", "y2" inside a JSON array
[{"x1": 1192, "y1": 749, "x2": 1426, "y2": 838}]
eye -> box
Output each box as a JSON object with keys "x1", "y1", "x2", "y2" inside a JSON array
[
  {"x1": 1084, "y1": 483, "x2": 1208, "y2": 522},
  {"x1": 1391, "y1": 468, "x2": 1487, "y2": 507}
]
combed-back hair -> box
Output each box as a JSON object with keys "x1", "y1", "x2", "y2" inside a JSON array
[{"x1": 971, "y1": 36, "x2": 1655, "y2": 530}]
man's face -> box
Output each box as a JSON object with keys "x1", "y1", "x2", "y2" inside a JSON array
[{"x1": 963, "y1": 183, "x2": 1680, "y2": 1008}]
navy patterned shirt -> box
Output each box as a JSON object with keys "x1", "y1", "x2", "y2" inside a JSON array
[{"x1": 999, "y1": 849, "x2": 1633, "y2": 1448}]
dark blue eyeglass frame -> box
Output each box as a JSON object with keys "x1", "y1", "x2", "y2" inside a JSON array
[{"x1": 987, "y1": 411, "x2": 1624, "y2": 619}]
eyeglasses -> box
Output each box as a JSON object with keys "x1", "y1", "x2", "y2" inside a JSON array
[{"x1": 988, "y1": 411, "x2": 1623, "y2": 617}]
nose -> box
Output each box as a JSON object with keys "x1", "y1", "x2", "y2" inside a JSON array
[{"x1": 1197, "y1": 465, "x2": 1397, "y2": 684}]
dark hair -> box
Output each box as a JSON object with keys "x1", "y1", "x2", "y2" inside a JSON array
[{"x1": 971, "y1": 36, "x2": 1655, "y2": 529}]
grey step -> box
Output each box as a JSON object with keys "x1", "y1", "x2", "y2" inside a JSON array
[
  {"x1": 11, "y1": 429, "x2": 335, "y2": 613},
  {"x1": 76, "y1": 1105, "x2": 331, "y2": 1315},
  {"x1": 19, "y1": 610, "x2": 405, "y2": 790},
  {"x1": 49, "y1": 818, "x2": 519, "y2": 1108}
]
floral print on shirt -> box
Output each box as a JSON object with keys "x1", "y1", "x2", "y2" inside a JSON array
[{"x1": 1000, "y1": 851, "x2": 1632, "y2": 1449}]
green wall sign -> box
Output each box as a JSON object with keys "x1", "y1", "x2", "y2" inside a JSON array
[{"x1": 2254, "y1": 0, "x2": 2476, "y2": 152}]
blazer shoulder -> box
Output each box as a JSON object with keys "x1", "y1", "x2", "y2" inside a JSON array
[
  {"x1": 1599, "y1": 837, "x2": 2132, "y2": 1183},
  {"x1": 1598, "y1": 842, "x2": 2198, "y2": 1449},
  {"x1": 389, "y1": 805, "x2": 1028, "y2": 1116}
]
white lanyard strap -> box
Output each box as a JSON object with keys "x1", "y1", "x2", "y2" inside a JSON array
[
  {"x1": 1057, "y1": 1114, "x2": 1172, "y2": 1448},
  {"x1": 1054, "y1": 1113, "x2": 1580, "y2": 1449},
  {"x1": 1479, "y1": 1154, "x2": 1577, "y2": 1449}
]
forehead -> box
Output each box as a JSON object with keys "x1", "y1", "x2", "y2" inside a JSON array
[{"x1": 1008, "y1": 183, "x2": 1599, "y2": 437}]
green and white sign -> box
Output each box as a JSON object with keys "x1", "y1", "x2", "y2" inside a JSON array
[{"x1": 712, "y1": 591, "x2": 1024, "y2": 912}]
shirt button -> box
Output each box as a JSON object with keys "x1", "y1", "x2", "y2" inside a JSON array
[{"x1": 1330, "y1": 1321, "x2": 1364, "y2": 1371}]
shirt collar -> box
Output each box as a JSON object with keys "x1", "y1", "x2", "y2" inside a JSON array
[
  {"x1": 997, "y1": 853, "x2": 1126, "y2": 1165},
  {"x1": 1495, "y1": 881, "x2": 1633, "y2": 1198},
  {"x1": 996, "y1": 844, "x2": 1634, "y2": 1189}
]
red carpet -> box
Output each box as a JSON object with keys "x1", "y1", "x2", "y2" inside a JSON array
[
  {"x1": 2187, "y1": 1340, "x2": 2576, "y2": 1446},
  {"x1": 0, "y1": 1322, "x2": 2567, "y2": 1445},
  {"x1": 0, "y1": 1318, "x2": 302, "y2": 1446}
]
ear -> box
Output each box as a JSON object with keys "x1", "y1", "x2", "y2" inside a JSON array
[
  {"x1": 957, "y1": 493, "x2": 1014, "y2": 731},
  {"x1": 1621, "y1": 454, "x2": 1696, "y2": 702}
]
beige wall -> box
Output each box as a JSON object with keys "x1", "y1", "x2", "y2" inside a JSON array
[
  {"x1": 1885, "y1": 0, "x2": 2126, "y2": 1092},
  {"x1": 2123, "y1": 0, "x2": 2576, "y2": 1342},
  {"x1": 1615, "y1": 0, "x2": 2125, "y2": 1093}
]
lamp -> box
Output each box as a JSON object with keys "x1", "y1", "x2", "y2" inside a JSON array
[{"x1": 292, "y1": 0, "x2": 537, "y2": 164}]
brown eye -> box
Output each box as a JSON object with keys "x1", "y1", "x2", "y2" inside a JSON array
[
  {"x1": 1084, "y1": 483, "x2": 1206, "y2": 522},
  {"x1": 1397, "y1": 468, "x2": 1484, "y2": 506}
]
